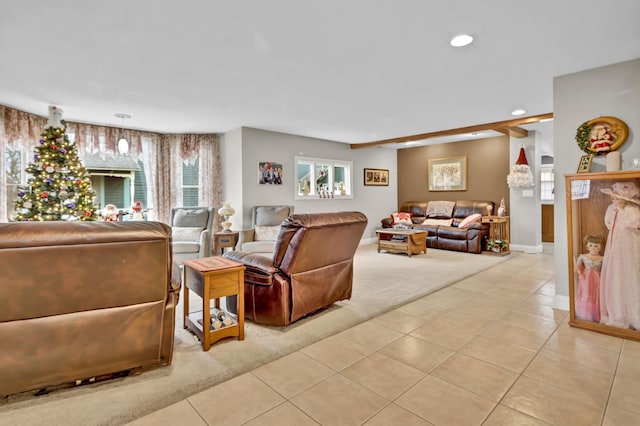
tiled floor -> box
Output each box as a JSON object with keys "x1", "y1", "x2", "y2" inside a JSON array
[{"x1": 127, "y1": 250, "x2": 640, "y2": 425}]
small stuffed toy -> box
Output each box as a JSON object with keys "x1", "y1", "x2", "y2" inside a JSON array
[
  {"x1": 131, "y1": 201, "x2": 144, "y2": 221},
  {"x1": 101, "y1": 204, "x2": 119, "y2": 222}
]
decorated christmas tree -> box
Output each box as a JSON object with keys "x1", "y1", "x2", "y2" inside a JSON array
[{"x1": 14, "y1": 106, "x2": 97, "y2": 221}]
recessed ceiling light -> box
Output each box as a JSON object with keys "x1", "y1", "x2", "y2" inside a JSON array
[
  {"x1": 511, "y1": 109, "x2": 526, "y2": 116},
  {"x1": 450, "y1": 34, "x2": 473, "y2": 47}
]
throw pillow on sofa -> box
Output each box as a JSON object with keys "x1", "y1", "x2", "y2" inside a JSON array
[
  {"x1": 458, "y1": 213, "x2": 482, "y2": 229},
  {"x1": 421, "y1": 218, "x2": 454, "y2": 226},
  {"x1": 254, "y1": 225, "x2": 281, "y2": 241},
  {"x1": 391, "y1": 212, "x2": 413, "y2": 225},
  {"x1": 426, "y1": 201, "x2": 455, "y2": 218}
]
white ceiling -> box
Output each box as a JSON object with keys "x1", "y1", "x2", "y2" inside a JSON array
[{"x1": 1, "y1": 0, "x2": 639, "y2": 156}]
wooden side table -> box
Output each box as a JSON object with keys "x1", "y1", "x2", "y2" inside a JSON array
[
  {"x1": 213, "y1": 231, "x2": 239, "y2": 256},
  {"x1": 182, "y1": 256, "x2": 245, "y2": 351},
  {"x1": 481, "y1": 215, "x2": 510, "y2": 254}
]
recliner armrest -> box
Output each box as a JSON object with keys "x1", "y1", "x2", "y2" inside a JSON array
[
  {"x1": 223, "y1": 251, "x2": 276, "y2": 275},
  {"x1": 238, "y1": 229, "x2": 255, "y2": 246}
]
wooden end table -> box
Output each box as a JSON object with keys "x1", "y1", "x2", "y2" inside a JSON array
[
  {"x1": 376, "y1": 229, "x2": 427, "y2": 257},
  {"x1": 182, "y1": 256, "x2": 245, "y2": 351},
  {"x1": 481, "y1": 215, "x2": 510, "y2": 255},
  {"x1": 213, "y1": 231, "x2": 239, "y2": 256}
]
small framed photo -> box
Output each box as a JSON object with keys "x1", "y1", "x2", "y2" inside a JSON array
[
  {"x1": 258, "y1": 161, "x2": 283, "y2": 185},
  {"x1": 577, "y1": 154, "x2": 594, "y2": 174},
  {"x1": 364, "y1": 168, "x2": 389, "y2": 186}
]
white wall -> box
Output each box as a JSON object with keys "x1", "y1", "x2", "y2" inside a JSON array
[
  {"x1": 220, "y1": 126, "x2": 398, "y2": 240},
  {"x1": 553, "y1": 57, "x2": 640, "y2": 309},
  {"x1": 509, "y1": 132, "x2": 542, "y2": 252}
]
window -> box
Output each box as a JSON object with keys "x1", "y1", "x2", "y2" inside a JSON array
[
  {"x1": 133, "y1": 160, "x2": 147, "y2": 208},
  {"x1": 540, "y1": 165, "x2": 554, "y2": 201},
  {"x1": 5, "y1": 148, "x2": 25, "y2": 221},
  {"x1": 295, "y1": 156, "x2": 353, "y2": 199},
  {"x1": 183, "y1": 159, "x2": 199, "y2": 206}
]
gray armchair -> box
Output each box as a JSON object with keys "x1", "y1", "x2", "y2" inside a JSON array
[
  {"x1": 239, "y1": 205, "x2": 294, "y2": 254},
  {"x1": 169, "y1": 207, "x2": 214, "y2": 266}
]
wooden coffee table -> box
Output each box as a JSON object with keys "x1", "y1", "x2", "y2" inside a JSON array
[{"x1": 376, "y1": 229, "x2": 427, "y2": 257}]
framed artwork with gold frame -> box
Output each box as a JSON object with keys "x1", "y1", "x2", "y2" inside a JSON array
[
  {"x1": 565, "y1": 170, "x2": 640, "y2": 341},
  {"x1": 428, "y1": 156, "x2": 467, "y2": 191},
  {"x1": 577, "y1": 154, "x2": 593, "y2": 173}
]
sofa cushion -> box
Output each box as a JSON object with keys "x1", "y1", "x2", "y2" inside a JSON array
[
  {"x1": 421, "y1": 218, "x2": 454, "y2": 226},
  {"x1": 172, "y1": 226, "x2": 204, "y2": 242},
  {"x1": 173, "y1": 208, "x2": 209, "y2": 227},
  {"x1": 458, "y1": 213, "x2": 482, "y2": 229},
  {"x1": 254, "y1": 225, "x2": 280, "y2": 241},
  {"x1": 426, "y1": 201, "x2": 455, "y2": 218},
  {"x1": 391, "y1": 212, "x2": 413, "y2": 225}
]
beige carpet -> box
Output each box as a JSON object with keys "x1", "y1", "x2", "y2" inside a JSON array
[{"x1": 0, "y1": 244, "x2": 511, "y2": 426}]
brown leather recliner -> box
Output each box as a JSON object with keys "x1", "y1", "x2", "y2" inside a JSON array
[
  {"x1": 0, "y1": 221, "x2": 180, "y2": 397},
  {"x1": 223, "y1": 211, "x2": 367, "y2": 326}
]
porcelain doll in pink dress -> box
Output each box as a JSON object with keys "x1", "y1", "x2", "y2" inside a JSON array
[
  {"x1": 599, "y1": 181, "x2": 640, "y2": 329},
  {"x1": 575, "y1": 235, "x2": 604, "y2": 322}
]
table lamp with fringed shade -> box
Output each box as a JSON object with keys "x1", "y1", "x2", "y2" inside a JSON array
[{"x1": 218, "y1": 201, "x2": 235, "y2": 232}]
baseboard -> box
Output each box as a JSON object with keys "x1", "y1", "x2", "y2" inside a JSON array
[
  {"x1": 510, "y1": 244, "x2": 543, "y2": 253},
  {"x1": 361, "y1": 237, "x2": 377, "y2": 245},
  {"x1": 553, "y1": 295, "x2": 570, "y2": 311}
]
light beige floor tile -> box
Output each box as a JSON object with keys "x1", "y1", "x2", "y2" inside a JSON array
[
  {"x1": 395, "y1": 375, "x2": 495, "y2": 426},
  {"x1": 454, "y1": 298, "x2": 512, "y2": 321},
  {"x1": 540, "y1": 332, "x2": 620, "y2": 374},
  {"x1": 188, "y1": 373, "x2": 285, "y2": 426},
  {"x1": 615, "y1": 354, "x2": 640, "y2": 383},
  {"x1": 397, "y1": 296, "x2": 449, "y2": 317},
  {"x1": 603, "y1": 405, "x2": 640, "y2": 426},
  {"x1": 535, "y1": 281, "x2": 556, "y2": 296},
  {"x1": 460, "y1": 335, "x2": 536, "y2": 373},
  {"x1": 484, "y1": 287, "x2": 532, "y2": 304},
  {"x1": 522, "y1": 292, "x2": 555, "y2": 307},
  {"x1": 125, "y1": 400, "x2": 207, "y2": 426},
  {"x1": 371, "y1": 308, "x2": 428, "y2": 333},
  {"x1": 502, "y1": 375, "x2": 604, "y2": 425},
  {"x1": 451, "y1": 276, "x2": 499, "y2": 293},
  {"x1": 431, "y1": 353, "x2": 518, "y2": 402},
  {"x1": 482, "y1": 404, "x2": 550, "y2": 426},
  {"x1": 622, "y1": 339, "x2": 640, "y2": 358},
  {"x1": 252, "y1": 351, "x2": 335, "y2": 398},
  {"x1": 364, "y1": 403, "x2": 434, "y2": 425},
  {"x1": 554, "y1": 322, "x2": 624, "y2": 353},
  {"x1": 378, "y1": 335, "x2": 453, "y2": 373},
  {"x1": 290, "y1": 374, "x2": 388, "y2": 425},
  {"x1": 609, "y1": 376, "x2": 640, "y2": 415},
  {"x1": 499, "y1": 310, "x2": 559, "y2": 334},
  {"x1": 300, "y1": 334, "x2": 371, "y2": 371},
  {"x1": 523, "y1": 352, "x2": 613, "y2": 407},
  {"x1": 243, "y1": 402, "x2": 318, "y2": 426},
  {"x1": 409, "y1": 311, "x2": 491, "y2": 351},
  {"x1": 481, "y1": 321, "x2": 550, "y2": 351},
  {"x1": 513, "y1": 300, "x2": 568, "y2": 323},
  {"x1": 337, "y1": 320, "x2": 404, "y2": 351},
  {"x1": 419, "y1": 286, "x2": 478, "y2": 310},
  {"x1": 341, "y1": 352, "x2": 425, "y2": 400}
]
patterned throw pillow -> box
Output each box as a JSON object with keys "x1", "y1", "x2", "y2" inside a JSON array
[
  {"x1": 391, "y1": 212, "x2": 413, "y2": 225},
  {"x1": 172, "y1": 227, "x2": 204, "y2": 242},
  {"x1": 254, "y1": 225, "x2": 281, "y2": 241}
]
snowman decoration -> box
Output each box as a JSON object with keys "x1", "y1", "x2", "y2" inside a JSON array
[{"x1": 130, "y1": 201, "x2": 144, "y2": 221}]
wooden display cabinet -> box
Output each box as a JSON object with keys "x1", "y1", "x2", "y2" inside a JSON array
[{"x1": 565, "y1": 170, "x2": 640, "y2": 341}]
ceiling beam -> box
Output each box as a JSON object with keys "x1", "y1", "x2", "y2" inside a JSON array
[
  {"x1": 495, "y1": 126, "x2": 529, "y2": 138},
  {"x1": 350, "y1": 112, "x2": 553, "y2": 149}
]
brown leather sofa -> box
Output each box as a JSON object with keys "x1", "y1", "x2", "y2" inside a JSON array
[
  {"x1": 381, "y1": 200, "x2": 494, "y2": 254},
  {"x1": 223, "y1": 211, "x2": 367, "y2": 326},
  {"x1": 0, "y1": 221, "x2": 180, "y2": 397}
]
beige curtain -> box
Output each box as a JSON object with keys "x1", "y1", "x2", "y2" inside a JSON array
[{"x1": 0, "y1": 105, "x2": 221, "y2": 224}]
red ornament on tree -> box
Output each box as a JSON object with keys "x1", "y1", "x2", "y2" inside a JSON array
[
  {"x1": 41, "y1": 192, "x2": 49, "y2": 198},
  {"x1": 84, "y1": 211, "x2": 92, "y2": 217},
  {"x1": 51, "y1": 144, "x2": 57, "y2": 150}
]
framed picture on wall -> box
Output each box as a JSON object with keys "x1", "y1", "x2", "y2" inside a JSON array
[
  {"x1": 577, "y1": 154, "x2": 594, "y2": 173},
  {"x1": 258, "y1": 161, "x2": 283, "y2": 185},
  {"x1": 565, "y1": 170, "x2": 640, "y2": 341},
  {"x1": 428, "y1": 156, "x2": 467, "y2": 191},
  {"x1": 364, "y1": 168, "x2": 389, "y2": 186}
]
